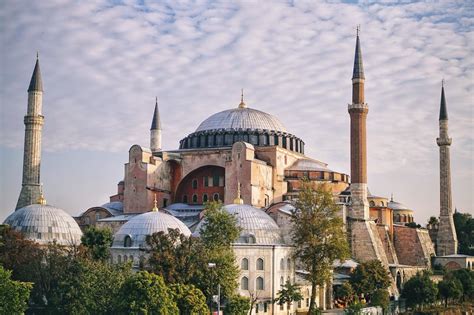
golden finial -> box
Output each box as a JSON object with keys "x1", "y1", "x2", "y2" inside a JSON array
[
  {"x1": 356, "y1": 25, "x2": 360, "y2": 37},
  {"x1": 238, "y1": 88, "x2": 246, "y2": 109},
  {"x1": 233, "y1": 181, "x2": 244, "y2": 204},
  {"x1": 37, "y1": 187, "x2": 46, "y2": 205},
  {"x1": 36, "y1": 51, "x2": 39, "y2": 59},
  {"x1": 152, "y1": 193, "x2": 159, "y2": 212}
]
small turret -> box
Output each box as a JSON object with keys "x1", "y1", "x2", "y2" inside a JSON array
[{"x1": 150, "y1": 97, "x2": 162, "y2": 152}]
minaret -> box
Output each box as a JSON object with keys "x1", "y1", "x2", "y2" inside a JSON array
[
  {"x1": 16, "y1": 55, "x2": 45, "y2": 210},
  {"x1": 436, "y1": 82, "x2": 458, "y2": 255},
  {"x1": 348, "y1": 27, "x2": 369, "y2": 220},
  {"x1": 150, "y1": 97, "x2": 162, "y2": 152}
]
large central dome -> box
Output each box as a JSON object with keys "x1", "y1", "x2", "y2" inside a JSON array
[
  {"x1": 179, "y1": 100, "x2": 304, "y2": 154},
  {"x1": 195, "y1": 107, "x2": 287, "y2": 133}
]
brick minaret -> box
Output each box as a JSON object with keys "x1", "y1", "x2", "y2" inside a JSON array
[
  {"x1": 150, "y1": 97, "x2": 162, "y2": 152},
  {"x1": 16, "y1": 55, "x2": 44, "y2": 209},
  {"x1": 436, "y1": 82, "x2": 458, "y2": 255},
  {"x1": 348, "y1": 29, "x2": 369, "y2": 220}
]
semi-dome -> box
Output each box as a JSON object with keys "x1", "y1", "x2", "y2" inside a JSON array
[
  {"x1": 179, "y1": 101, "x2": 305, "y2": 154},
  {"x1": 388, "y1": 200, "x2": 410, "y2": 211},
  {"x1": 112, "y1": 211, "x2": 191, "y2": 249},
  {"x1": 196, "y1": 107, "x2": 288, "y2": 133},
  {"x1": 3, "y1": 203, "x2": 83, "y2": 246},
  {"x1": 194, "y1": 203, "x2": 283, "y2": 245}
]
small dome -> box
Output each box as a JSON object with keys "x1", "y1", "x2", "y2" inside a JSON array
[
  {"x1": 194, "y1": 204, "x2": 283, "y2": 245},
  {"x1": 388, "y1": 200, "x2": 410, "y2": 211},
  {"x1": 3, "y1": 204, "x2": 83, "y2": 246},
  {"x1": 196, "y1": 107, "x2": 287, "y2": 133},
  {"x1": 287, "y1": 158, "x2": 330, "y2": 171},
  {"x1": 112, "y1": 211, "x2": 191, "y2": 248}
]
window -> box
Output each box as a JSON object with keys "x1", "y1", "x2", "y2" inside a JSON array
[
  {"x1": 124, "y1": 235, "x2": 132, "y2": 247},
  {"x1": 84, "y1": 217, "x2": 90, "y2": 225},
  {"x1": 256, "y1": 258, "x2": 264, "y2": 270},
  {"x1": 192, "y1": 179, "x2": 198, "y2": 189},
  {"x1": 298, "y1": 300, "x2": 302, "y2": 308},
  {"x1": 247, "y1": 235, "x2": 256, "y2": 244},
  {"x1": 192, "y1": 194, "x2": 198, "y2": 203},
  {"x1": 280, "y1": 258, "x2": 285, "y2": 270},
  {"x1": 117, "y1": 255, "x2": 122, "y2": 263},
  {"x1": 204, "y1": 177, "x2": 209, "y2": 187},
  {"x1": 241, "y1": 277, "x2": 249, "y2": 290},
  {"x1": 124, "y1": 255, "x2": 128, "y2": 262},
  {"x1": 129, "y1": 255, "x2": 133, "y2": 263},
  {"x1": 369, "y1": 200, "x2": 375, "y2": 207},
  {"x1": 213, "y1": 173, "x2": 220, "y2": 186},
  {"x1": 264, "y1": 302, "x2": 268, "y2": 312},
  {"x1": 256, "y1": 277, "x2": 264, "y2": 290},
  {"x1": 95, "y1": 213, "x2": 101, "y2": 221},
  {"x1": 203, "y1": 194, "x2": 208, "y2": 203},
  {"x1": 163, "y1": 198, "x2": 168, "y2": 207},
  {"x1": 213, "y1": 193, "x2": 219, "y2": 201},
  {"x1": 280, "y1": 276, "x2": 284, "y2": 286},
  {"x1": 183, "y1": 195, "x2": 188, "y2": 203},
  {"x1": 287, "y1": 258, "x2": 291, "y2": 270},
  {"x1": 241, "y1": 258, "x2": 249, "y2": 270}
]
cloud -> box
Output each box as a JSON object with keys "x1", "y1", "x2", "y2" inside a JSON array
[{"x1": 0, "y1": 0, "x2": 472, "y2": 222}]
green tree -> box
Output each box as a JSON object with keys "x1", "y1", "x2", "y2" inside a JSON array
[
  {"x1": 225, "y1": 295, "x2": 251, "y2": 315},
  {"x1": 335, "y1": 282, "x2": 354, "y2": 306},
  {"x1": 275, "y1": 281, "x2": 303, "y2": 315},
  {"x1": 453, "y1": 211, "x2": 474, "y2": 255},
  {"x1": 401, "y1": 271, "x2": 438, "y2": 310},
  {"x1": 438, "y1": 277, "x2": 463, "y2": 307},
  {"x1": 170, "y1": 283, "x2": 209, "y2": 314},
  {"x1": 117, "y1": 271, "x2": 178, "y2": 315},
  {"x1": 0, "y1": 265, "x2": 32, "y2": 315},
  {"x1": 370, "y1": 289, "x2": 390, "y2": 310},
  {"x1": 349, "y1": 260, "x2": 391, "y2": 301},
  {"x1": 199, "y1": 201, "x2": 241, "y2": 248},
  {"x1": 291, "y1": 181, "x2": 350, "y2": 314},
  {"x1": 450, "y1": 268, "x2": 474, "y2": 301},
  {"x1": 81, "y1": 226, "x2": 113, "y2": 261},
  {"x1": 427, "y1": 216, "x2": 439, "y2": 225}
]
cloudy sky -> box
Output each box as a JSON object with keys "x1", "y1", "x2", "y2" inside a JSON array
[{"x1": 0, "y1": 0, "x2": 472, "y2": 224}]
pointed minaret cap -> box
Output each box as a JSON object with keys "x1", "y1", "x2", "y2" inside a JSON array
[
  {"x1": 233, "y1": 182, "x2": 244, "y2": 204},
  {"x1": 238, "y1": 89, "x2": 247, "y2": 109},
  {"x1": 28, "y1": 53, "x2": 43, "y2": 92},
  {"x1": 439, "y1": 80, "x2": 448, "y2": 120},
  {"x1": 352, "y1": 26, "x2": 365, "y2": 80},
  {"x1": 151, "y1": 97, "x2": 162, "y2": 130},
  {"x1": 152, "y1": 193, "x2": 159, "y2": 212}
]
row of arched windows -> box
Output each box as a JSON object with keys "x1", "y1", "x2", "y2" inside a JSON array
[
  {"x1": 280, "y1": 257, "x2": 292, "y2": 270},
  {"x1": 241, "y1": 258, "x2": 264, "y2": 270},
  {"x1": 117, "y1": 254, "x2": 134, "y2": 263},
  {"x1": 241, "y1": 276, "x2": 264, "y2": 290},
  {"x1": 182, "y1": 193, "x2": 220, "y2": 204}
]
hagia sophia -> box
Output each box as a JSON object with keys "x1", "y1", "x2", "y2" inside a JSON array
[{"x1": 3, "y1": 32, "x2": 472, "y2": 314}]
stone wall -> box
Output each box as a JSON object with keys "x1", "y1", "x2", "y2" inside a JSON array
[{"x1": 393, "y1": 225, "x2": 435, "y2": 267}]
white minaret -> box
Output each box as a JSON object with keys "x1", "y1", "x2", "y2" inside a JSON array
[
  {"x1": 436, "y1": 82, "x2": 458, "y2": 255},
  {"x1": 16, "y1": 55, "x2": 44, "y2": 209},
  {"x1": 150, "y1": 97, "x2": 162, "y2": 152}
]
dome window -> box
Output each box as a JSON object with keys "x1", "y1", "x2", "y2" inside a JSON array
[
  {"x1": 241, "y1": 258, "x2": 249, "y2": 270},
  {"x1": 256, "y1": 277, "x2": 264, "y2": 290},
  {"x1": 124, "y1": 235, "x2": 133, "y2": 247},
  {"x1": 256, "y1": 258, "x2": 264, "y2": 270}
]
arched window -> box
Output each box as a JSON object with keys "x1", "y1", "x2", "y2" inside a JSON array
[
  {"x1": 183, "y1": 195, "x2": 188, "y2": 203},
  {"x1": 247, "y1": 235, "x2": 256, "y2": 244},
  {"x1": 213, "y1": 193, "x2": 219, "y2": 201},
  {"x1": 280, "y1": 258, "x2": 285, "y2": 270},
  {"x1": 369, "y1": 201, "x2": 375, "y2": 207},
  {"x1": 117, "y1": 255, "x2": 122, "y2": 263},
  {"x1": 192, "y1": 194, "x2": 198, "y2": 203},
  {"x1": 192, "y1": 179, "x2": 198, "y2": 189},
  {"x1": 241, "y1": 258, "x2": 249, "y2": 270},
  {"x1": 124, "y1": 255, "x2": 128, "y2": 262},
  {"x1": 256, "y1": 277, "x2": 264, "y2": 290},
  {"x1": 124, "y1": 235, "x2": 132, "y2": 247},
  {"x1": 203, "y1": 176, "x2": 209, "y2": 187},
  {"x1": 381, "y1": 201, "x2": 385, "y2": 207},
  {"x1": 241, "y1": 277, "x2": 249, "y2": 290},
  {"x1": 280, "y1": 276, "x2": 284, "y2": 286},
  {"x1": 256, "y1": 258, "x2": 264, "y2": 270},
  {"x1": 130, "y1": 255, "x2": 134, "y2": 263},
  {"x1": 203, "y1": 194, "x2": 208, "y2": 203},
  {"x1": 287, "y1": 258, "x2": 291, "y2": 270}
]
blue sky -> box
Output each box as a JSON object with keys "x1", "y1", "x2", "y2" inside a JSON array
[{"x1": 1, "y1": 0, "x2": 472, "y2": 223}]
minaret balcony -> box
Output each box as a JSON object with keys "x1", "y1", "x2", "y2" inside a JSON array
[
  {"x1": 348, "y1": 103, "x2": 368, "y2": 111},
  {"x1": 436, "y1": 137, "x2": 452, "y2": 146}
]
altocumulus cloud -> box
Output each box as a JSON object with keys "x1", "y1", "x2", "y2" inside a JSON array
[{"x1": 0, "y1": 0, "x2": 472, "y2": 222}]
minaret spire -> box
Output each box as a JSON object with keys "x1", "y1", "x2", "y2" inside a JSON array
[
  {"x1": 150, "y1": 97, "x2": 162, "y2": 152},
  {"x1": 436, "y1": 81, "x2": 458, "y2": 255},
  {"x1": 16, "y1": 55, "x2": 45, "y2": 209}
]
